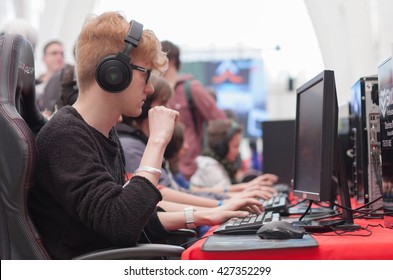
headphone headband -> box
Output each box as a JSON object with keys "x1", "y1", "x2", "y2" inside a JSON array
[
  {"x1": 226, "y1": 121, "x2": 240, "y2": 140},
  {"x1": 123, "y1": 20, "x2": 143, "y2": 56},
  {"x1": 126, "y1": 21, "x2": 143, "y2": 45}
]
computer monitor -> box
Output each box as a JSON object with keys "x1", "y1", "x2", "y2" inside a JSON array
[
  {"x1": 293, "y1": 70, "x2": 358, "y2": 231},
  {"x1": 261, "y1": 119, "x2": 295, "y2": 186}
]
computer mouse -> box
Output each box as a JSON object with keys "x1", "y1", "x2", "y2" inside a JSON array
[{"x1": 256, "y1": 221, "x2": 305, "y2": 240}]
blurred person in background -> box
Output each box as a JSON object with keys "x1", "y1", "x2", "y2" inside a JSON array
[
  {"x1": 161, "y1": 40, "x2": 227, "y2": 181},
  {"x1": 36, "y1": 40, "x2": 65, "y2": 111},
  {"x1": 190, "y1": 119, "x2": 278, "y2": 197}
]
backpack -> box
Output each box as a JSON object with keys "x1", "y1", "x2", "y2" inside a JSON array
[
  {"x1": 183, "y1": 79, "x2": 209, "y2": 149},
  {"x1": 183, "y1": 79, "x2": 198, "y2": 134}
]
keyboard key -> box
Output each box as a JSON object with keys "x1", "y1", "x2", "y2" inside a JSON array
[
  {"x1": 264, "y1": 211, "x2": 273, "y2": 222},
  {"x1": 213, "y1": 211, "x2": 280, "y2": 235},
  {"x1": 259, "y1": 194, "x2": 289, "y2": 214}
]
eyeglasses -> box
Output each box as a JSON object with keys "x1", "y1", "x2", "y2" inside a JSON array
[{"x1": 130, "y1": 64, "x2": 152, "y2": 85}]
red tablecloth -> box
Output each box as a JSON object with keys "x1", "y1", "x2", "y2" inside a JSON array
[{"x1": 182, "y1": 218, "x2": 393, "y2": 260}]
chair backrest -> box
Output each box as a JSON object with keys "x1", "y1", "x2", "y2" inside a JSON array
[{"x1": 0, "y1": 33, "x2": 48, "y2": 259}]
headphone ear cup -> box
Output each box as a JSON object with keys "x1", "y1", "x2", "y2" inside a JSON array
[
  {"x1": 214, "y1": 141, "x2": 229, "y2": 158},
  {"x1": 95, "y1": 55, "x2": 132, "y2": 93}
]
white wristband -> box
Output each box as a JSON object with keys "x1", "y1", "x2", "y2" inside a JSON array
[
  {"x1": 134, "y1": 166, "x2": 162, "y2": 176},
  {"x1": 184, "y1": 207, "x2": 196, "y2": 229}
]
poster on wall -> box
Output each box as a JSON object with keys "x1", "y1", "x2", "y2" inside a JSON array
[{"x1": 181, "y1": 59, "x2": 268, "y2": 138}]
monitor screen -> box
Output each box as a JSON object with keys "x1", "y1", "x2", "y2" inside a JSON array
[{"x1": 293, "y1": 70, "x2": 337, "y2": 202}]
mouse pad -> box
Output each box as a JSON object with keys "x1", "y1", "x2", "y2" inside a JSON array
[{"x1": 202, "y1": 234, "x2": 318, "y2": 252}]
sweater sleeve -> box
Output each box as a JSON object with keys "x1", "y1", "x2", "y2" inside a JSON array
[{"x1": 140, "y1": 206, "x2": 171, "y2": 243}]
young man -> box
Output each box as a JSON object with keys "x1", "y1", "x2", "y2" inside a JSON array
[
  {"x1": 36, "y1": 40, "x2": 65, "y2": 110},
  {"x1": 28, "y1": 11, "x2": 260, "y2": 260},
  {"x1": 161, "y1": 40, "x2": 228, "y2": 180}
]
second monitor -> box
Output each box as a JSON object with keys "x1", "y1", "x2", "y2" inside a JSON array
[
  {"x1": 261, "y1": 119, "x2": 295, "y2": 187},
  {"x1": 292, "y1": 70, "x2": 359, "y2": 231}
]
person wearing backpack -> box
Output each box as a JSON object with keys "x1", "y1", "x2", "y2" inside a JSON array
[{"x1": 161, "y1": 40, "x2": 227, "y2": 181}]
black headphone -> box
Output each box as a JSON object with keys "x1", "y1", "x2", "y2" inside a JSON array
[
  {"x1": 213, "y1": 121, "x2": 240, "y2": 158},
  {"x1": 95, "y1": 20, "x2": 143, "y2": 93}
]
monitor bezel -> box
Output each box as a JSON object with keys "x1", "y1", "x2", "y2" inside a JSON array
[{"x1": 293, "y1": 70, "x2": 337, "y2": 202}]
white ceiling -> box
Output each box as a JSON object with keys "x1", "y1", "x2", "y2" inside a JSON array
[
  {"x1": 305, "y1": 0, "x2": 393, "y2": 103},
  {"x1": 1, "y1": 0, "x2": 392, "y2": 105}
]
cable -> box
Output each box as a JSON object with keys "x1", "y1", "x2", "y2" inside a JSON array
[
  {"x1": 296, "y1": 200, "x2": 344, "y2": 223},
  {"x1": 354, "y1": 195, "x2": 383, "y2": 210},
  {"x1": 312, "y1": 221, "x2": 388, "y2": 237},
  {"x1": 312, "y1": 200, "x2": 335, "y2": 209},
  {"x1": 333, "y1": 199, "x2": 384, "y2": 216},
  {"x1": 287, "y1": 198, "x2": 307, "y2": 208},
  {"x1": 179, "y1": 235, "x2": 209, "y2": 248},
  {"x1": 294, "y1": 195, "x2": 386, "y2": 223},
  {"x1": 311, "y1": 225, "x2": 372, "y2": 237},
  {"x1": 331, "y1": 220, "x2": 387, "y2": 236},
  {"x1": 298, "y1": 200, "x2": 313, "y2": 221},
  {"x1": 142, "y1": 229, "x2": 165, "y2": 260},
  {"x1": 364, "y1": 223, "x2": 384, "y2": 229}
]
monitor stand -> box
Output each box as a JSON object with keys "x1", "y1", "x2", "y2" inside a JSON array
[
  {"x1": 293, "y1": 137, "x2": 360, "y2": 233},
  {"x1": 292, "y1": 218, "x2": 346, "y2": 233},
  {"x1": 288, "y1": 202, "x2": 337, "y2": 215},
  {"x1": 333, "y1": 136, "x2": 360, "y2": 230}
]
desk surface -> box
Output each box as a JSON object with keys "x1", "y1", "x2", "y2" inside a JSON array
[{"x1": 182, "y1": 218, "x2": 393, "y2": 260}]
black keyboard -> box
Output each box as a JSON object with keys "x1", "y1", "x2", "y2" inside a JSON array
[
  {"x1": 260, "y1": 194, "x2": 288, "y2": 214},
  {"x1": 213, "y1": 211, "x2": 280, "y2": 235}
]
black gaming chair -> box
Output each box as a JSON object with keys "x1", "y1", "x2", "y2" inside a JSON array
[{"x1": 0, "y1": 33, "x2": 185, "y2": 260}]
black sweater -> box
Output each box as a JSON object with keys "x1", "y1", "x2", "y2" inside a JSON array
[{"x1": 28, "y1": 106, "x2": 167, "y2": 259}]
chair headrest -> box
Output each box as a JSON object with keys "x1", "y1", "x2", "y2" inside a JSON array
[{"x1": 0, "y1": 33, "x2": 46, "y2": 134}]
